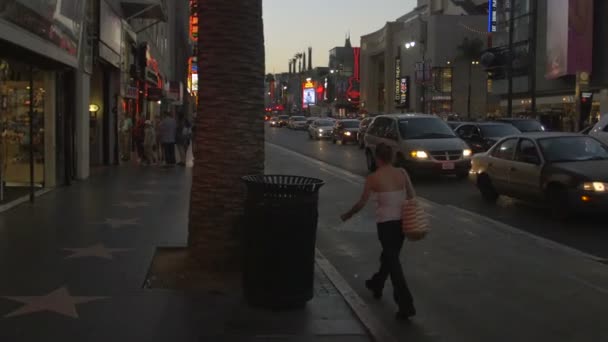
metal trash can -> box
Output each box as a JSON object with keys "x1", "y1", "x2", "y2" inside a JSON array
[{"x1": 241, "y1": 175, "x2": 325, "y2": 309}]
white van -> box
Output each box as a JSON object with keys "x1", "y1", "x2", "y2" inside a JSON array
[{"x1": 590, "y1": 115, "x2": 608, "y2": 146}]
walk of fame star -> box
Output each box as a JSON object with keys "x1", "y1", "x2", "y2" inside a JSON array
[
  {"x1": 2, "y1": 287, "x2": 107, "y2": 319},
  {"x1": 63, "y1": 243, "x2": 132, "y2": 260}
]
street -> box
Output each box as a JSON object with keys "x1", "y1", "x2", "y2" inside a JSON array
[{"x1": 266, "y1": 126, "x2": 608, "y2": 260}]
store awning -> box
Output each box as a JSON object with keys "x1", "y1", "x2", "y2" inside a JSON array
[{"x1": 121, "y1": 0, "x2": 167, "y2": 21}]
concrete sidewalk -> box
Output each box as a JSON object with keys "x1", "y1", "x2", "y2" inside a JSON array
[
  {"x1": 0, "y1": 165, "x2": 370, "y2": 342},
  {"x1": 267, "y1": 142, "x2": 608, "y2": 342}
]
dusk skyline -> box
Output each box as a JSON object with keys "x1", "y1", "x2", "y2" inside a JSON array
[{"x1": 263, "y1": 0, "x2": 417, "y2": 73}]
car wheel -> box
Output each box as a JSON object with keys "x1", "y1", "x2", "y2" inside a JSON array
[
  {"x1": 478, "y1": 175, "x2": 499, "y2": 203},
  {"x1": 546, "y1": 185, "x2": 572, "y2": 220},
  {"x1": 366, "y1": 150, "x2": 377, "y2": 172}
]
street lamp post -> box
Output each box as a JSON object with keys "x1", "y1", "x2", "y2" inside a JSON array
[
  {"x1": 405, "y1": 40, "x2": 427, "y2": 114},
  {"x1": 468, "y1": 60, "x2": 480, "y2": 119}
]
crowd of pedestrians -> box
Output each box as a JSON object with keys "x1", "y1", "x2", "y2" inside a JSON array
[{"x1": 123, "y1": 111, "x2": 192, "y2": 167}]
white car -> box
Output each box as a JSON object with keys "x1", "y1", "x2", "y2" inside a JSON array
[
  {"x1": 589, "y1": 115, "x2": 608, "y2": 146},
  {"x1": 288, "y1": 116, "x2": 308, "y2": 130}
]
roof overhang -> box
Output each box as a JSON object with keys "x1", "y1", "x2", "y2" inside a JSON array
[{"x1": 121, "y1": 0, "x2": 167, "y2": 21}]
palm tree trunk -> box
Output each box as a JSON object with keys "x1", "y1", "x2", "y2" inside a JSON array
[{"x1": 189, "y1": 0, "x2": 265, "y2": 270}]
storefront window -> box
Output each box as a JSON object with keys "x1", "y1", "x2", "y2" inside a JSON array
[
  {"x1": 0, "y1": 0, "x2": 84, "y2": 56},
  {"x1": 0, "y1": 58, "x2": 46, "y2": 201}
]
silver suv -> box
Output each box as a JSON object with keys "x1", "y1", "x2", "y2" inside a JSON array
[{"x1": 364, "y1": 114, "x2": 472, "y2": 178}]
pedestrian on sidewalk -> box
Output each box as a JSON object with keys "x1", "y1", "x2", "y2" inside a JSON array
[
  {"x1": 143, "y1": 120, "x2": 156, "y2": 165},
  {"x1": 133, "y1": 115, "x2": 146, "y2": 164},
  {"x1": 176, "y1": 115, "x2": 192, "y2": 166},
  {"x1": 159, "y1": 111, "x2": 177, "y2": 165},
  {"x1": 341, "y1": 143, "x2": 417, "y2": 320}
]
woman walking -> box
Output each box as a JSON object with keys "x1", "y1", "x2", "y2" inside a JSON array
[{"x1": 341, "y1": 143, "x2": 417, "y2": 320}]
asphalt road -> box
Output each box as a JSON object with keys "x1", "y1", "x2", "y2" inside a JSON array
[{"x1": 266, "y1": 125, "x2": 608, "y2": 259}]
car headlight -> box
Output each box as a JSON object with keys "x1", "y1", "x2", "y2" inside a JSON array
[
  {"x1": 318, "y1": 129, "x2": 323, "y2": 133},
  {"x1": 463, "y1": 149, "x2": 472, "y2": 157},
  {"x1": 345, "y1": 131, "x2": 352, "y2": 136},
  {"x1": 581, "y1": 182, "x2": 608, "y2": 192},
  {"x1": 409, "y1": 151, "x2": 428, "y2": 159}
]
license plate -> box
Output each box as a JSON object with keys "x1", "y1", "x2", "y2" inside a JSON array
[{"x1": 442, "y1": 162, "x2": 455, "y2": 170}]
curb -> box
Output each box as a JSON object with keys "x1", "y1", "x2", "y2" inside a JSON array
[{"x1": 316, "y1": 249, "x2": 398, "y2": 342}]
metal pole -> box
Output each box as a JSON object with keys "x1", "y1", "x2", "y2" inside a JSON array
[
  {"x1": 29, "y1": 66, "x2": 34, "y2": 203},
  {"x1": 467, "y1": 62, "x2": 473, "y2": 119},
  {"x1": 529, "y1": 0, "x2": 538, "y2": 116},
  {"x1": 507, "y1": 0, "x2": 515, "y2": 117},
  {"x1": 422, "y1": 47, "x2": 426, "y2": 114}
]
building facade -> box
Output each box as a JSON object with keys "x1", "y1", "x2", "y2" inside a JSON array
[
  {"x1": 0, "y1": 0, "x2": 86, "y2": 204},
  {"x1": 0, "y1": 0, "x2": 189, "y2": 206},
  {"x1": 485, "y1": 0, "x2": 608, "y2": 131},
  {"x1": 360, "y1": 1, "x2": 489, "y2": 118}
]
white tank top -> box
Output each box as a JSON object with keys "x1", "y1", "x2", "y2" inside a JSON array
[{"x1": 374, "y1": 190, "x2": 407, "y2": 223}]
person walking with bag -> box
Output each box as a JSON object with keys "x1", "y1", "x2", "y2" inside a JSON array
[
  {"x1": 159, "y1": 112, "x2": 177, "y2": 166},
  {"x1": 341, "y1": 143, "x2": 417, "y2": 320}
]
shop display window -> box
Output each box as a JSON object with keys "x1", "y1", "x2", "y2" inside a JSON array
[{"x1": 0, "y1": 59, "x2": 46, "y2": 196}]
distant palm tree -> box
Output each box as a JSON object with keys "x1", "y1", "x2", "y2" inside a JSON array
[
  {"x1": 458, "y1": 37, "x2": 484, "y2": 119},
  {"x1": 189, "y1": 0, "x2": 265, "y2": 270}
]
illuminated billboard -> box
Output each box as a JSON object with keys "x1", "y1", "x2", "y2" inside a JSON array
[
  {"x1": 303, "y1": 88, "x2": 316, "y2": 107},
  {"x1": 546, "y1": 0, "x2": 594, "y2": 79}
]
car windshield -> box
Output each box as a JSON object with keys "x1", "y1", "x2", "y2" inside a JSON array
[
  {"x1": 279, "y1": 115, "x2": 289, "y2": 120},
  {"x1": 480, "y1": 124, "x2": 520, "y2": 138},
  {"x1": 539, "y1": 137, "x2": 608, "y2": 162},
  {"x1": 342, "y1": 121, "x2": 360, "y2": 128},
  {"x1": 271, "y1": 117, "x2": 278, "y2": 121},
  {"x1": 316, "y1": 120, "x2": 334, "y2": 127},
  {"x1": 399, "y1": 118, "x2": 456, "y2": 139},
  {"x1": 509, "y1": 120, "x2": 544, "y2": 132}
]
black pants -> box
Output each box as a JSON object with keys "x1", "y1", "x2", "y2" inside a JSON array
[
  {"x1": 369, "y1": 220, "x2": 414, "y2": 311},
  {"x1": 162, "y1": 143, "x2": 176, "y2": 164}
]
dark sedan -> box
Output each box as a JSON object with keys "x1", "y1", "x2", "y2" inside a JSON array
[
  {"x1": 357, "y1": 117, "x2": 374, "y2": 149},
  {"x1": 455, "y1": 122, "x2": 521, "y2": 153},
  {"x1": 277, "y1": 115, "x2": 290, "y2": 127},
  {"x1": 470, "y1": 133, "x2": 608, "y2": 218},
  {"x1": 332, "y1": 119, "x2": 360, "y2": 145},
  {"x1": 494, "y1": 118, "x2": 545, "y2": 132}
]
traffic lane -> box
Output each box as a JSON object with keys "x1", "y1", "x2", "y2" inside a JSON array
[
  {"x1": 266, "y1": 125, "x2": 608, "y2": 259},
  {"x1": 265, "y1": 126, "x2": 369, "y2": 176}
]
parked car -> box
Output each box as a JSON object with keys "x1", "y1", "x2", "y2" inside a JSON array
[
  {"x1": 589, "y1": 115, "x2": 608, "y2": 146},
  {"x1": 455, "y1": 122, "x2": 521, "y2": 153},
  {"x1": 269, "y1": 116, "x2": 280, "y2": 127},
  {"x1": 332, "y1": 119, "x2": 360, "y2": 145},
  {"x1": 308, "y1": 119, "x2": 335, "y2": 140},
  {"x1": 494, "y1": 118, "x2": 545, "y2": 132},
  {"x1": 288, "y1": 116, "x2": 308, "y2": 130},
  {"x1": 364, "y1": 114, "x2": 472, "y2": 178},
  {"x1": 357, "y1": 118, "x2": 374, "y2": 149},
  {"x1": 469, "y1": 132, "x2": 608, "y2": 218},
  {"x1": 447, "y1": 121, "x2": 465, "y2": 130},
  {"x1": 277, "y1": 115, "x2": 290, "y2": 127},
  {"x1": 306, "y1": 116, "x2": 321, "y2": 128}
]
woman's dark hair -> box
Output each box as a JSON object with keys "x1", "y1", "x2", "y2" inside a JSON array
[{"x1": 375, "y1": 143, "x2": 393, "y2": 163}]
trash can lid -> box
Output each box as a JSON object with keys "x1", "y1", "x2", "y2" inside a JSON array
[{"x1": 242, "y1": 175, "x2": 325, "y2": 193}]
